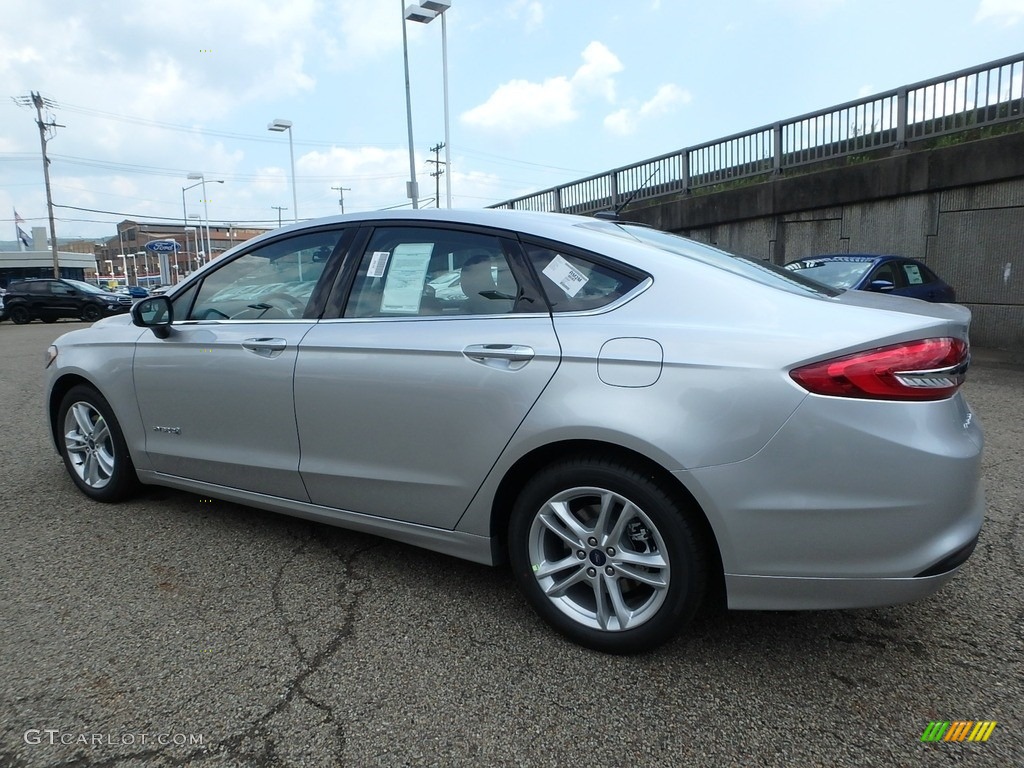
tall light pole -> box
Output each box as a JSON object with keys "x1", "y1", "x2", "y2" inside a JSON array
[
  {"x1": 184, "y1": 227, "x2": 198, "y2": 272},
  {"x1": 401, "y1": 1, "x2": 422, "y2": 209},
  {"x1": 267, "y1": 120, "x2": 298, "y2": 222},
  {"x1": 186, "y1": 173, "x2": 224, "y2": 264},
  {"x1": 406, "y1": 1, "x2": 452, "y2": 208},
  {"x1": 188, "y1": 215, "x2": 204, "y2": 263}
]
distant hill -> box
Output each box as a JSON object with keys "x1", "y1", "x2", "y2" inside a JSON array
[{"x1": 0, "y1": 239, "x2": 96, "y2": 251}]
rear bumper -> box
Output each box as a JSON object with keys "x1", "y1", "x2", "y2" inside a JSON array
[
  {"x1": 679, "y1": 392, "x2": 985, "y2": 610},
  {"x1": 725, "y1": 531, "x2": 980, "y2": 610}
]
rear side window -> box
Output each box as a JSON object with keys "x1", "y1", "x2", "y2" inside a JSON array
[{"x1": 524, "y1": 244, "x2": 641, "y2": 312}]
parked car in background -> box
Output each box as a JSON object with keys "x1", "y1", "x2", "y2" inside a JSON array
[
  {"x1": 5, "y1": 278, "x2": 133, "y2": 324},
  {"x1": 0, "y1": 289, "x2": 6, "y2": 322},
  {"x1": 784, "y1": 254, "x2": 956, "y2": 302},
  {"x1": 43, "y1": 210, "x2": 984, "y2": 652},
  {"x1": 116, "y1": 285, "x2": 150, "y2": 299}
]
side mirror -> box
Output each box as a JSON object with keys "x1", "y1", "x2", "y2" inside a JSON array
[
  {"x1": 868, "y1": 279, "x2": 895, "y2": 292},
  {"x1": 131, "y1": 295, "x2": 173, "y2": 338}
]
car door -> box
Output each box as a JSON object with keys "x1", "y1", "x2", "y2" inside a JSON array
[
  {"x1": 294, "y1": 224, "x2": 560, "y2": 529},
  {"x1": 132, "y1": 228, "x2": 350, "y2": 499},
  {"x1": 49, "y1": 281, "x2": 80, "y2": 317}
]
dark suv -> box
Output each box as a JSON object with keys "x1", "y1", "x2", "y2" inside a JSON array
[{"x1": 3, "y1": 278, "x2": 133, "y2": 324}]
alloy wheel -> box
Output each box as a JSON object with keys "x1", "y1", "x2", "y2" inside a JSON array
[
  {"x1": 527, "y1": 486, "x2": 670, "y2": 632},
  {"x1": 63, "y1": 401, "x2": 116, "y2": 489}
]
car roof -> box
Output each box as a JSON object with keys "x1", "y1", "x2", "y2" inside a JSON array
[{"x1": 235, "y1": 208, "x2": 610, "y2": 252}]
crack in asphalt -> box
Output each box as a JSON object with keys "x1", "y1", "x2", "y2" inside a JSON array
[{"x1": 25, "y1": 529, "x2": 383, "y2": 768}]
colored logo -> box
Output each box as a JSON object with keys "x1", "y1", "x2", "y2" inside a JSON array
[{"x1": 921, "y1": 721, "x2": 997, "y2": 742}]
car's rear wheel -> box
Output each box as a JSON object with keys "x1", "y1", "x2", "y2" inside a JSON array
[
  {"x1": 508, "y1": 456, "x2": 707, "y2": 653},
  {"x1": 9, "y1": 306, "x2": 30, "y2": 324},
  {"x1": 57, "y1": 385, "x2": 138, "y2": 502},
  {"x1": 81, "y1": 305, "x2": 102, "y2": 322}
]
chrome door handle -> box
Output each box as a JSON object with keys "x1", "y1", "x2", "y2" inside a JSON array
[
  {"x1": 242, "y1": 337, "x2": 287, "y2": 357},
  {"x1": 463, "y1": 344, "x2": 535, "y2": 370}
]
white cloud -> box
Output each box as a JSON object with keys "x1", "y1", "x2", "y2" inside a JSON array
[
  {"x1": 461, "y1": 41, "x2": 622, "y2": 132},
  {"x1": 507, "y1": 0, "x2": 545, "y2": 31},
  {"x1": 974, "y1": 0, "x2": 1024, "y2": 24},
  {"x1": 604, "y1": 84, "x2": 691, "y2": 136}
]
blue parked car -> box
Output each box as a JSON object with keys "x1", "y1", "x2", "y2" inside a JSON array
[
  {"x1": 784, "y1": 254, "x2": 956, "y2": 302},
  {"x1": 116, "y1": 286, "x2": 150, "y2": 299}
]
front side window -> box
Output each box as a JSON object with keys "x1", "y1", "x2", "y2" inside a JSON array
[
  {"x1": 868, "y1": 262, "x2": 904, "y2": 288},
  {"x1": 344, "y1": 227, "x2": 521, "y2": 318},
  {"x1": 902, "y1": 261, "x2": 936, "y2": 286},
  {"x1": 180, "y1": 230, "x2": 342, "y2": 321}
]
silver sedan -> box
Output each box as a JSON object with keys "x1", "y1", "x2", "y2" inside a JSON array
[{"x1": 43, "y1": 209, "x2": 984, "y2": 653}]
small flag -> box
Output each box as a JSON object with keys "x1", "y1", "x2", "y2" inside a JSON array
[{"x1": 14, "y1": 210, "x2": 31, "y2": 250}]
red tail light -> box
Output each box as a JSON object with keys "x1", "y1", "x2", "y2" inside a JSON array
[{"x1": 790, "y1": 338, "x2": 969, "y2": 401}]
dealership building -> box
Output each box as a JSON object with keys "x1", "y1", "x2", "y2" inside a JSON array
[{"x1": 0, "y1": 227, "x2": 96, "y2": 288}]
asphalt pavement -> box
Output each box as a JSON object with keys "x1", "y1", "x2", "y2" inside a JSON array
[{"x1": 1, "y1": 320, "x2": 1022, "y2": 767}]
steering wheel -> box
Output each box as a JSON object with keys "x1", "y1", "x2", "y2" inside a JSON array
[{"x1": 257, "y1": 292, "x2": 307, "y2": 318}]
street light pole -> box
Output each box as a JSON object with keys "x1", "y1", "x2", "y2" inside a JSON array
[
  {"x1": 268, "y1": 120, "x2": 298, "y2": 223},
  {"x1": 407, "y1": 1, "x2": 452, "y2": 208},
  {"x1": 186, "y1": 173, "x2": 224, "y2": 265},
  {"x1": 401, "y1": 1, "x2": 421, "y2": 209}
]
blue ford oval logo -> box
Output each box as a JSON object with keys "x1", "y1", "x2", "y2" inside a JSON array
[{"x1": 589, "y1": 550, "x2": 607, "y2": 567}]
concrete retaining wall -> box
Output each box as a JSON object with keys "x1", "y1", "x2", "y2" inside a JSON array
[{"x1": 628, "y1": 131, "x2": 1024, "y2": 351}]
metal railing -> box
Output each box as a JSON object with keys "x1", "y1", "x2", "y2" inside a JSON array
[{"x1": 491, "y1": 53, "x2": 1024, "y2": 215}]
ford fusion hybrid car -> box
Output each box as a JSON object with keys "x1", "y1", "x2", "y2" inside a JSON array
[{"x1": 43, "y1": 209, "x2": 984, "y2": 653}]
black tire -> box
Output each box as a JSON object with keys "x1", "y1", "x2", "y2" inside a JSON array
[
  {"x1": 57, "y1": 384, "x2": 139, "y2": 502},
  {"x1": 508, "y1": 456, "x2": 707, "y2": 654},
  {"x1": 81, "y1": 304, "x2": 102, "y2": 322},
  {"x1": 9, "y1": 305, "x2": 31, "y2": 324}
]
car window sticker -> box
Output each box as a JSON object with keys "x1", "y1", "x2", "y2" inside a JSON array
[
  {"x1": 380, "y1": 243, "x2": 434, "y2": 314},
  {"x1": 542, "y1": 254, "x2": 589, "y2": 298},
  {"x1": 904, "y1": 264, "x2": 923, "y2": 285},
  {"x1": 367, "y1": 251, "x2": 391, "y2": 278}
]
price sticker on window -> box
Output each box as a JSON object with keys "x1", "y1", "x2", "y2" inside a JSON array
[{"x1": 542, "y1": 254, "x2": 589, "y2": 297}]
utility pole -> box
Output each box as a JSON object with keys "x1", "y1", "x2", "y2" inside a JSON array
[
  {"x1": 427, "y1": 142, "x2": 446, "y2": 209},
  {"x1": 271, "y1": 206, "x2": 288, "y2": 227},
  {"x1": 17, "y1": 92, "x2": 64, "y2": 277},
  {"x1": 330, "y1": 186, "x2": 351, "y2": 214}
]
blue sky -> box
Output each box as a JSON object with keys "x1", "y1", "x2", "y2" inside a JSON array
[{"x1": 2, "y1": 0, "x2": 1023, "y2": 240}]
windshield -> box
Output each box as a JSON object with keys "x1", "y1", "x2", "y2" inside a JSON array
[
  {"x1": 575, "y1": 220, "x2": 840, "y2": 297},
  {"x1": 784, "y1": 258, "x2": 874, "y2": 289}
]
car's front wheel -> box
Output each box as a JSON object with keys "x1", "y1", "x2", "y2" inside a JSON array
[
  {"x1": 508, "y1": 456, "x2": 707, "y2": 653},
  {"x1": 81, "y1": 304, "x2": 102, "y2": 322},
  {"x1": 9, "y1": 306, "x2": 30, "y2": 324},
  {"x1": 57, "y1": 385, "x2": 139, "y2": 502}
]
